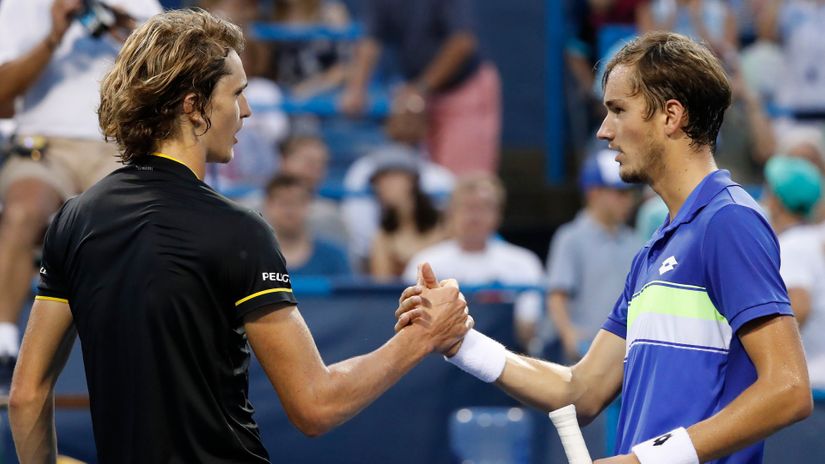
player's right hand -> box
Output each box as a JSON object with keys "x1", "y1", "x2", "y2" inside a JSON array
[{"x1": 394, "y1": 263, "x2": 472, "y2": 355}]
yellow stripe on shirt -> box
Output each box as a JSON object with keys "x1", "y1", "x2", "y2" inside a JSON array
[
  {"x1": 35, "y1": 295, "x2": 69, "y2": 304},
  {"x1": 235, "y1": 288, "x2": 293, "y2": 306}
]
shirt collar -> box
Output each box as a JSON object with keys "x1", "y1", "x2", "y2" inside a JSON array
[
  {"x1": 142, "y1": 152, "x2": 200, "y2": 180},
  {"x1": 654, "y1": 170, "x2": 738, "y2": 238}
]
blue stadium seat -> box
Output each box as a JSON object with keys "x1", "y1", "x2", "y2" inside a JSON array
[{"x1": 449, "y1": 406, "x2": 533, "y2": 464}]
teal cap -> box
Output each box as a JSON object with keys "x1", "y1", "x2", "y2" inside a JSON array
[{"x1": 765, "y1": 155, "x2": 822, "y2": 217}]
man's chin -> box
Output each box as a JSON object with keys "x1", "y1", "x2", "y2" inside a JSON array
[{"x1": 206, "y1": 150, "x2": 234, "y2": 164}]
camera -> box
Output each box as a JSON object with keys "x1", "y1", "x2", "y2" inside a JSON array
[{"x1": 76, "y1": 0, "x2": 116, "y2": 38}]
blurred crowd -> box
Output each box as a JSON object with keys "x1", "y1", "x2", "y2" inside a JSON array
[{"x1": 1, "y1": 0, "x2": 825, "y2": 391}]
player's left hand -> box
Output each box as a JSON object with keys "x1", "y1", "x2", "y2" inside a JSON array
[{"x1": 594, "y1": 453, "x2": 640, "y2": 463}]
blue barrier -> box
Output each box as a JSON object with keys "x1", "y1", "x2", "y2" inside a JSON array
[{"x1": 5, "y1": 284, "x2": 825, "y2": 463}]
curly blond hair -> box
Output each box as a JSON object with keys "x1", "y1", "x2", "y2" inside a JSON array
[{"x1": 98, "y1": 8, "x2": 244, "y2": 163}]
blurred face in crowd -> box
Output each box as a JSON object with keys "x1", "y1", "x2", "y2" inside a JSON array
[
  {"x1": 787, "y1": 144, "x2": 825, "y2": 174},
  {"x1": 200, "y1": 51, "x2": 251, "y2": 164},
  {"x1": 372, "y1": 170, "x2": 416, "y2": 210},
  {"x1": 281, "y1": 140, "x2": 329, "y2": 189},
  {"x1": 449, "y1": 187, "x2": 501, "y2": 250},
  {"x1": 588, "y1": 187, "x2": 636, "y2": 227},
  {"x1": 264, "y1": 184, "x2": 311, "y2": 239},
  {"x1": 597, "y1": 64, "x2": 666, "y2": 185}
]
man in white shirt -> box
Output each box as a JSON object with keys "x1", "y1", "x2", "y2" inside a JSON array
[
  {"x1": 0, "y1": 0, "x2": 162, "y2": 385},
  {"x1": 403, "y1": 173, "x2": 544, "y2": 351},
  {"x1": 764, "y1": 155, "x2": 825, "y2": 388}
]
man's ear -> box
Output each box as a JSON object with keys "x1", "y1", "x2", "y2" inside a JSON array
[
  {"x1": 663, "y1": 99, "x2": 687, "y2": 138},
  {"x1": 182, "y1": 93, "x2": 204, "y2": 127}
]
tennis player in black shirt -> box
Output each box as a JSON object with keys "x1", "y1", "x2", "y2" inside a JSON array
[{"x1": 8, "y1": 9, "x2": 470, "y2": 463}]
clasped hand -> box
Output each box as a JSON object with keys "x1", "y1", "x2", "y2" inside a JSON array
[{"x1": 394, "y1": 263, "x2": 473, "y2": 356}]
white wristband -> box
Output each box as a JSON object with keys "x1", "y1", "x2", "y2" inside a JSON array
[
  {"x1": 631, "y1": 427, "x2": 699, "y2": 464},
  {"x1": 444, "y1": 329, "x2": 506, "y2": 383}
]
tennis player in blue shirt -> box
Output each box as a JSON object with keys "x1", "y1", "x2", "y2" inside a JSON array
[{"x1": 397, "y1": 31, "x2": 812, "y2": 463}]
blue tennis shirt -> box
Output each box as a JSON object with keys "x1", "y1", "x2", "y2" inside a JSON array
[{"x1": 602, "y1": 170, "x2": 793, "y2": 464}]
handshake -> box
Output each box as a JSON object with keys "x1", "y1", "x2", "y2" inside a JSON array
[{"x1": 393, "y1": 262, "x2": 474, "y2": 357}]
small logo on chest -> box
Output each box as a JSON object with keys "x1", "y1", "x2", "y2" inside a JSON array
[{"x1": 658, "y1": 256, "x2": 678, "y2": 275}]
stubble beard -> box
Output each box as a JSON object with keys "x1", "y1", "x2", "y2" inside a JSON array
[{"x1": 618, "y1": 134, "x2": 666, "y2": 186}]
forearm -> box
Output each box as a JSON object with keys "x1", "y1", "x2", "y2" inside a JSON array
[
  {"x1": 687, "y1": 377, "x2": 812, "y2": 462},
  {"x1": 344, "y1": 39, "x2": 380, "y2": 93},
  {"x1": 495, "y1": 352, "x2": 577, "y2": 412},
  {"x1": 416, "y1": 33, "x2": 476, "y2": 93},
  {"x1": 746, "y1": 99, "x2": 776, "y2": 163},
  {"x1": 9, "y1": 389, "x2": 57, "y2": 464},
  {"x1": 304, "y1": 326, "x2": 431, "y2": 433},
  {"x1": 0, "y1": 34, "x2": 59, "y2": 103}
]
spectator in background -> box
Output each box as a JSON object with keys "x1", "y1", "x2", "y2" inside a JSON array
[
  {"x1": 763, "y1": 155, "x2": 825, "y2": 389},
  {"x1": 637, "y1": 0, "x2": 738, "y2": 57},
  {"x1": 342, "y1": 143, "x2": 454, "y2": 273},
  {"x1": 760, "y1": 0, "x2": 825, "y2": 122},
  {"x1": 0, "y1": 0, "x2": 161, "y2": 386},
  {"x1": 369, "y1": 154, "x2": 445, "y2": 280},
  {"x1": 205, "y1": 0, "x2": 290, "y2": 199},
  {"x1": 778, "y1": 125, "x2": 825, "y2": 174},
  {"x1": 403, "y1": 173, "x2": 544, "y2": 351},
  {"x1": 340, "y1": 0, "x2": 501, "y2": 175},
  {"x1": 270, "y1": 0, "x2": 351, "y2": 98},
  {"x1": 714, "y1": 58, "x2": 776, "y2": 185},
  {"x1": 279, "y1": 134, "x2": 348, "y2": 246},
  {"x1": 263, "y1": 174, "x2": 351, "y2": 276},
  {"x1": 545, "y1": 149, "x2": 641, "y2": 362},
  {"x1": 777, "y1": 125, "x2": 825, "y2": 221}
]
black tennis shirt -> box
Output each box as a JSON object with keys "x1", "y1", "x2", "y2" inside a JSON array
[{"x1": 37, "y1": 154, "x2": 297, "y2": 463}]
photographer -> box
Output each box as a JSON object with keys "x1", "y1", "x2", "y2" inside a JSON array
[{"x1": 0, "y1": 0, "x2": 161, "y2": 390}]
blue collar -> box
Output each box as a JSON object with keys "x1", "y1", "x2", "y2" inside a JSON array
[{"x1": 653, "y1": 170, "x2": 738, "y2": 240}]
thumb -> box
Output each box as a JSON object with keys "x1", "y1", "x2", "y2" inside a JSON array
[{"x1": 417, "y1": 262, "x2": 440, "y2": 289}]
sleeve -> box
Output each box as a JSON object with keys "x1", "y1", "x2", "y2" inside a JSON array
[
  {"x1": 37, "y1": 201, "x2": 73, "y2": 303},
  {"x1": 226, "y1": 214, "x2": 299, "y2": 320},
  {"x1": 0, "y1": 0, "x2": 31, "y2": 65},
  {"x1": 601, "y1": 252, "x2": 642, "y2": 339},
  {"x1": 441, "y1": 0, "x2": 477, "y2": 35},
  {"x1": 702, "y1": 205, "x2": 793, "y2": 334},
  {"x1": 779, "y1": 235, "x2": 815, "y2": 291},
  {"x1": 545, "y1": 225, "x2": 578, "y2": 295}
]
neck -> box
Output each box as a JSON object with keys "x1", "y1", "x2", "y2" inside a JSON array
[
  {"x1": 155, "y1": 138, "x2": 207, "y2": 180},
  {"x1": 649, "y1": 147, "x2": 717, "y2": 220}
]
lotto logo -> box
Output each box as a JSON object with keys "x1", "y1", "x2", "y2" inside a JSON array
[
  {"x1": 262, "y1": 272, "x2": 290, "y2": 283},
  {"x1": 658, "y1": 256, "x2": 678, "y2": 275}
]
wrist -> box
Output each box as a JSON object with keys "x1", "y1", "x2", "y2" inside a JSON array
[
  {"x1": 45, "y1": 30, "x2": 63, "y2": 51},
  {"x1": 399, "y1": 323, "x2": 436, "y2": 358},
  {"x1": 631, "y1": 427, "x2": 699, "y2": 464},
  {"x1": 444, "y1": 329, "x2": 506, "y2": 383}
]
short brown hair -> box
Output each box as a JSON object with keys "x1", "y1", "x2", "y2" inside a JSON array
[
  {"x1": 279, "y1": 135, "x2": 326, "y2": 159},
  {"x1": 98, "y1": 8, "x2": 245, "y2": 163},
  {"x1": 264, "y1": 173, "x2": 312, "y2": 199},
  {"x1": 602, "y1": 31, "x2": 731, "y2": 151}
]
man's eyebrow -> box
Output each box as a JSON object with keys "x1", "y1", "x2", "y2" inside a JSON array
[{"x1": 604, "y1": 99, "x2": 623, "y2": 110}]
